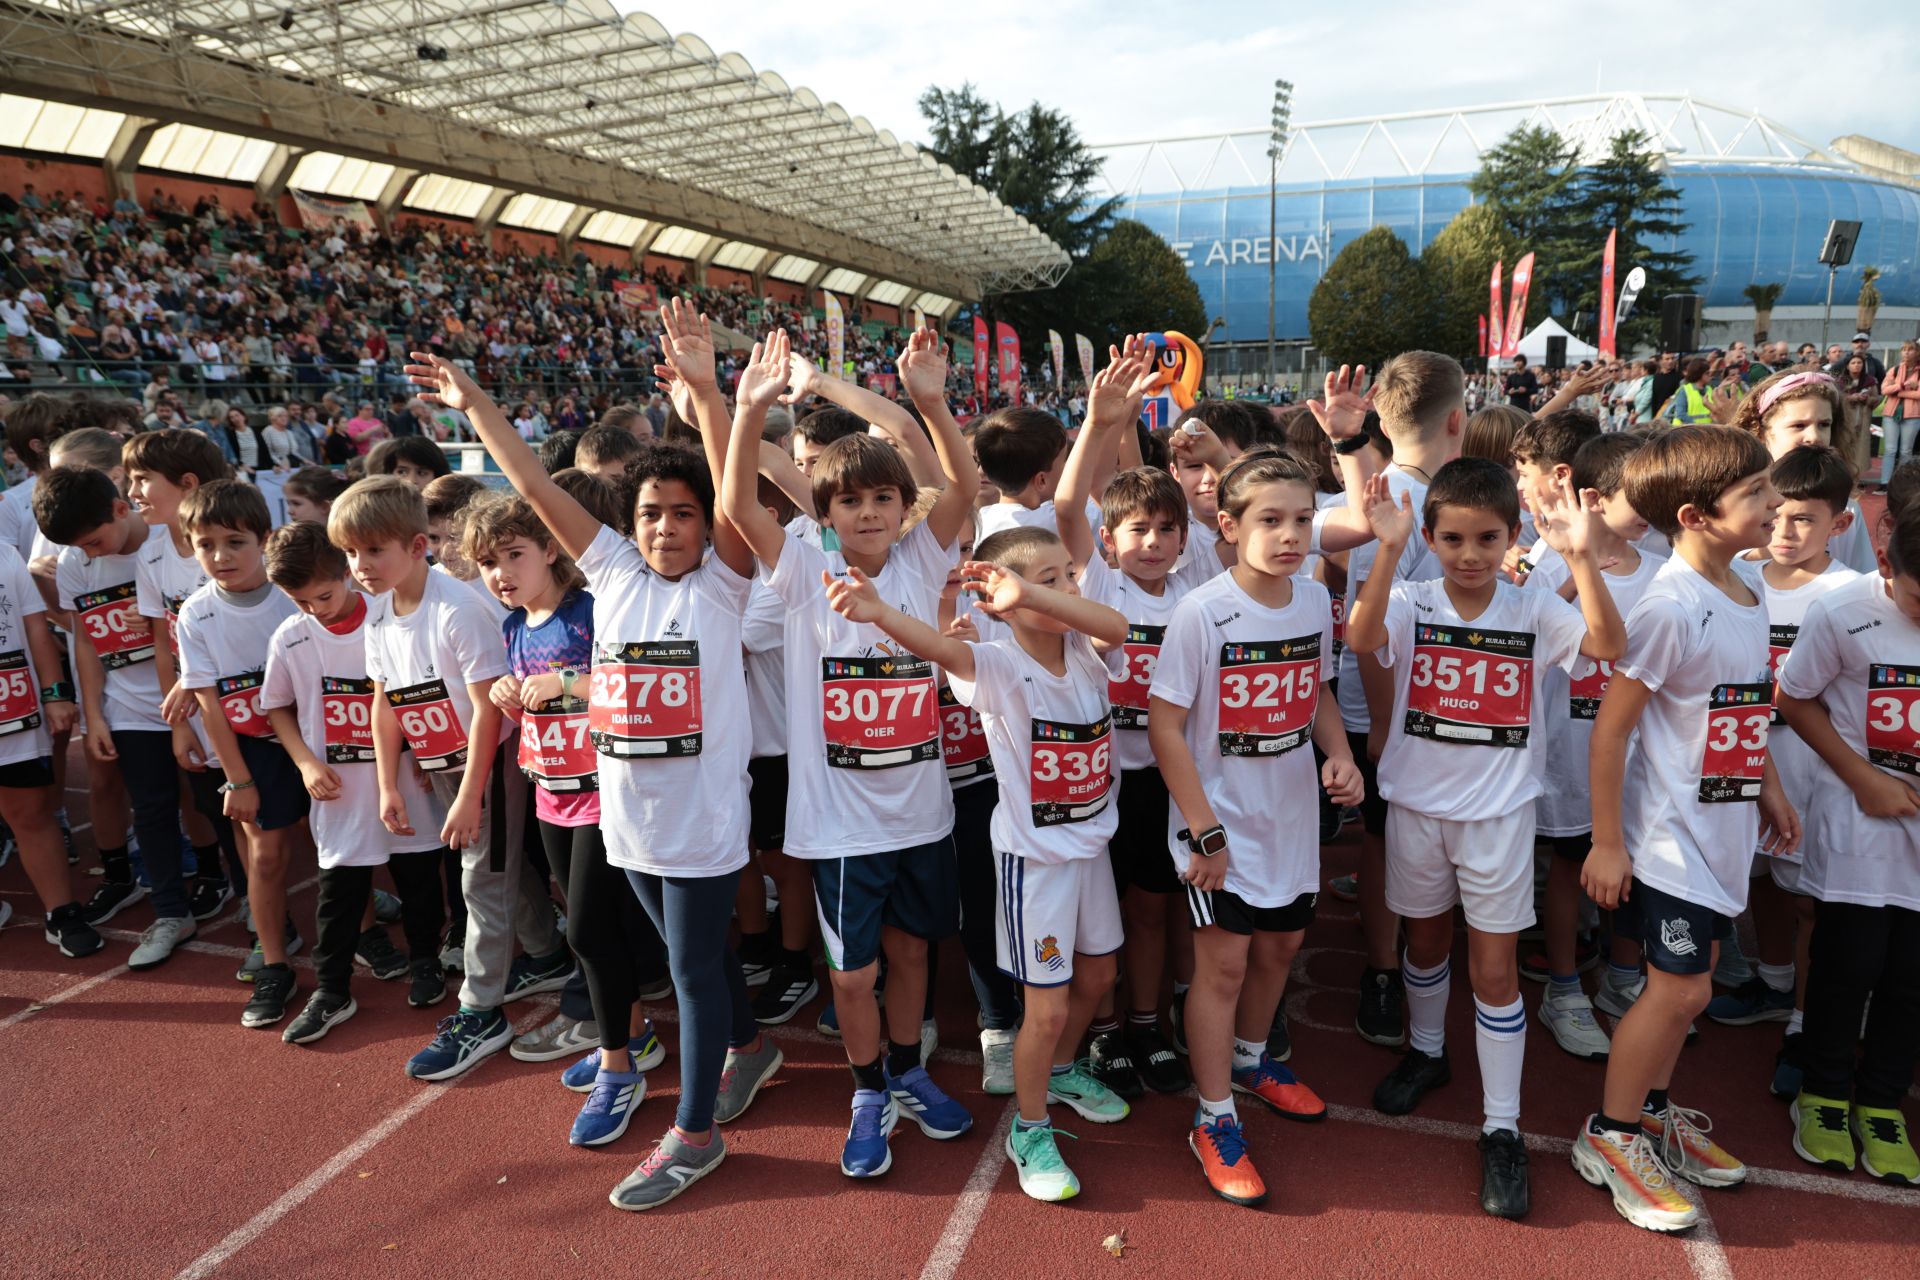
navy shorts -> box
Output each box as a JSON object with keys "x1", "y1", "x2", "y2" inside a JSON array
[
  {"x1": 811, "y1": 837, "x2": 959, "y2": 970},
  {"x1": 1346, "y1": 730, "x2": 1387, "y2": 837},
  {"x1": 747, "y1": 755, "x2": 787, "y2": 851},
  {"x1": 1551, "y1": 832, "x2": 1594, "y2": 863},
  {"x1": 1186, "y1": 885, "x2": 1317, "y2": 936},
  {"x1": 0, "y1": 755, "x2": 55, "y2": 789},
  {"x1": 236, "y1": 735, "x2": 311, "y2": 832},
  {"x1": 1619, "y1": 880, "x2": 1733, "y2": 976},
  {"x1": 1110, "y1": 767, "x2": 1179, "y2": 894}
]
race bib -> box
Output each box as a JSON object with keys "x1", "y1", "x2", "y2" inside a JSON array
[
  {"x1": 1700, "y1": 682, "x2": 1772, "y2": 803},
  {"x1": 216, "y1": 671, "x2": 274, "y2": 740},
  {"x1": 1405, "y1": 624, "x2": 1533, "y2": 748},
  {"x1": 0, "y1": 649, "x2": 40, "y2": 736},
  {"x1": 74, "y1": 582, "x2": 154, "y2": 670},
  {"x1": 387, "y1": 678, "x2": 467, "y2": 772},
  {"x1": 164, "y1": 591, "x2": 191, "y2": 656},
  {"x1": 521, "y1": 697, "x2": 598, "y2": 792},
  {"x1": 821, "y1": 655, "x2": 938, "y2": 770},
  {"x1": 939, "y1": 685, "x2": 991, "y2": 782},
  {"x1": 1329, "y1": 594, "x2": 1347, "y2": 647},
  {"x1": 588, "y1": 641, "x2": 702, "y2": 759},
  {"x1": 1766, "y1": 625, "x2": 1797, "y2": 725},
  {"x1": 321, "y1": 675, "x2": 375, "y2": 764},
  {"x1": 1866, "y1": 664, "x2": 1920, "y2": 777},
  {"x1": 1568, "y1": 656, "x2": 1614, "y2": 720},
  {"x1": 1218, "y1": 637, "x2": 1319, "y2": 757},
  {"x1": 1109, "y1": 623, "x2": 1163, "y2": 730},
  {"x1": 1030, "y1": 715, "x2": 1113, "y2": 827}
]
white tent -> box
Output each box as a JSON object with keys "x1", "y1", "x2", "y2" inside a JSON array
[{"x1": 1513, "y1": 317, "x2": 1599, "y2": 365}]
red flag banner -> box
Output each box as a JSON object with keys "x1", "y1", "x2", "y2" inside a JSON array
[
  {"x1": 1478, "y1": 314, "x2": 1488, "y2": 358},
  {"x1": 1488, "y1": 260, "x2": 1505, "y2": 364},
  {"x1": 1502, "y1": 252, "x2": 1535, "y2": 359},
  {"x1": 1598, "y1": 229, "x2": 1618, "y2": 360},
  {"x1": 995, "y1": 321, "x2": 1020, "y2": 397},
  {"x1": 972, "y1": 316, "x2": 990, "y2": 398}
]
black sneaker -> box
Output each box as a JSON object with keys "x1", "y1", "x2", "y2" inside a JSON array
[
  {"x1": 1127, "y1": 1022, "x2": 1191, "y2": 1094},
  {"x1": 1267, "y1": 1006, "x2": 1293, "y2": 1063},
  {"x1": 62, "y1": 821, "x2": 78, "y2": 865},
  {"x1": 284, "y1": 991, "x2": 358, "y2": 1045},
  {"x1": 355, "y1": 926, "x2": 408, "y2": 980},
  {"x1": 43, "y1": 902, "x2": 105, "y2": 958},
  {"x1": 751, "y1": 960, "x2": 819, "y2": 1026},
  {"x1": 1086, "y1": 1029, "x2": 1145, "y2": 1101},
  {"x1": 1167, "y1": 989, "x2": 1189, "y2": 1055},
  {"x1": 242, "y1": 964, "x2": 298, "y2": 1029},
  {"x1": 737, "y1": 928, "x2": 779, "y2": 989},
  {"x1": 372, "y1": 888, "x2": 403, "y2": 924},
  {"x1": 188, "y1": 877, "x2": 233, "y2": 922},
  {"x1": 1478, "y1": 1128, "x2": 1531, "y2": 1218},
  {"x1": 81, "y1": 877, "x2": 147, "y2": 927},
  {"x1": 1373, "y1": 1047, "x2": 1451, "y2": 1115},
  {"x1": 408, "y1": 957, "x2": 447, "y2": 1009},
  {"x1": 503, "y1": 947, "x2": 576, "y2": 1002},
  {"x1": 439, "y1": 919, "x2": 466, "y2": 971},
  {"x1": 1356, "y1": 967, "x2": 1407, "y2": 1048}
]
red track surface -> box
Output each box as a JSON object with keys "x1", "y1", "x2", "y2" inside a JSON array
[{"x1": 4, "y1": 759, "x2": 1918, "y2": 1279}]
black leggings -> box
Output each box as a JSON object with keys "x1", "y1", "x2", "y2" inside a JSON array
[
  {"x1": 312, "y1": 852, "x2": 446, "y2": 995},
  {"x1": 1802, "y1": 900, "x2": 1920, "y2": 1108},
  {"x1": 537, "y1": 818, "x2": 668, "y2": 1052}
]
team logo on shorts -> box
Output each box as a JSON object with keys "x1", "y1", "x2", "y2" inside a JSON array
[
  {"x1": 1034, "y1": 935, "x2": 1064, "y2": 973},
  {"x1": 1659, "y1": 916, "x2": 1698, "y2": 958}
]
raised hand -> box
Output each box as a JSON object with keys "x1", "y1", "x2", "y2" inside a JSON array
[
  {"x1": 1532, "y1": 473, "x2": 1594, "y2": 559},
  {"x1": 404, "y1": 349, "x2": 483, "y2": 413},
  {"x1": 1361, "y1": 471, "x2": 1414, "y2": 547},
  {"x1": 782, "y1": 348, "x2": 823, "y2": 405},
  {"x1": 652, "y1": 363, "x2": 697, "y2": 426},
  {"x1": 822, "y1": 566, "x2": 888, "y2": 624},
  {"x1": 960, "y1": 559, "x2": 1029, "y2": 619},
  {"x1": 1088, "y1": 347, "x2": 1150, "y2": 431},
  {"x1": 1308, "y1": 364, "x2": 1373, "y2": 441},
  {"x1": 736, "y1": 329, "x2": 791, "y2": 413},
  {"x1": 659, "y1": 296, "x2": 717, "y2": 390},
  {"x1": 899, "y1": 326, "x2": 951, "y2": 404}
]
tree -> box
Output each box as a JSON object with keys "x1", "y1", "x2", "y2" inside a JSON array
[
  {"x1": 1743, "y1": 283, "x2": 1784, "y2": 343},
  {"x1": 1077, "y1": 220, "x2": 1207, "y2": 348},
  {"x1": 1553, "y1": 130, "x2": 1699, "y2": 353},
  {"x1": 1468, "y1": 124, "x2": 1581, "y2": 331},
  {"x1": 1422, "y1": 203, "x2": 1520, "y2": 359},
  {"x1": 1308, "y1": 227, "x2": 1439, "y2": 370}
]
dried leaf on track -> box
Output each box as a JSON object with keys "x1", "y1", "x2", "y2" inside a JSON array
[{"x1": 1102, "y1": 1229, "x2": 1129, "y2": 1258}]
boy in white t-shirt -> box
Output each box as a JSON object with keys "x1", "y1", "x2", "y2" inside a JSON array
[
  {"x1": 971, "y1": 405, "x2": 1097, "y2": 545},
  {"x1": 260, "y1": 522, "x2": 450, "y2": 1045},
  {"x1": 1572, "y1": 426, "x2": 1800, "y2": 1233},
  {"x1": 1350, "y1": 456, "x2": 1625, "y2": 1220},
  {"x1": 827, "y1": 525, "x2": 1133, "y2": 1202}
]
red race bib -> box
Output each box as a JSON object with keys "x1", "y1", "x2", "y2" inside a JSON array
[
  {"x1": 387, "y1": 678, "x2": 467, "y2": 772},
  {"x1": 1405, "y1": 624, "x2": 1533, "y2": 748},
  {"x1": 0, "y1": 649, "x2": 40, "y2": 736},
  {"x1": 216, "y1": 671, "x2": 274, "y2": 740},
  {"x1": 821, "y1": 655, "x2": 938, "y2": 770},
  {"x1": 74, "y1": 582, "x2": 154, "y2": 670},
  {"x1": 939, "y1": 685, "x2": 991, "y2": 782},
  {"x1": 320, "y1": 675, "x2": 375, "y2": 764},
  {"x1": 1029, "y1": 715, "x2": 1113, "y2": 827},
  {"x1": 164, "y1": 591, "x2": 191, "y2": 656},
  {"x1": 1699, "y1": 682, "x2": 1772, "y2": 803},
  {"x1": 1329, "y1": 593, "x2": 1347, "y2": 647},
  {"x1": 1218, "y1": 636, "x2": 1320, "y2": 757},
  {"x1": 520, "y1": 697, "x2": 598, "y2": 792},
  {"x1": 588, "y1": 640, "x2": 702, "y2": 759},
  {"x1": 1866, "y1": 664, "x2": 1920, "y2": 777},
  {"x1": 1109, "y1": 623, "x2": 1163, "y2": 730},
  {"x1": 1568, "y1": 656, "x2": 1614, "y2": 720},
  {"x1": 1765, "y1": 625, "x2": 1797, "y2": 725}
]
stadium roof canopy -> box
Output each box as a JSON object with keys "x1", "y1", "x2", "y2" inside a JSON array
[{"x1": 0, "y1": 0, "x2": 1070, "y2": 303}]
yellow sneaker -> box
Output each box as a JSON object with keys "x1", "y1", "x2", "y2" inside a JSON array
[
  {"x1": 1643, "y1": 1104, "x2": 1747, "y2": 1187},
  {"x1": 1571, "y1": 1120, "x2": 1698, "y2": 1233}
]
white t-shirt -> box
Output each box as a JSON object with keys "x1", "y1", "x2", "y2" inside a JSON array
[
  {"x1": 1076, "y1": 551, "x2": 1211, "y2": 772},
  {"x1": 1528, "y1": 548, "x2": 1666, "y2": 835},
  {"x1": 742, "y1": 579, "x2": 787, "y2": 760},
  {"x1": 977, "y1": 497, "x2": 1102, "y2": 550},
  {"x1": 1150, "y1": 571, "x2": 1333, "y2": 907},
  {"x1": 57, "y1": 525, "x2": 167, "y2": 733},
  {"x1": 1375, "y1": 577, "x2": 1587, "y2": 822},
  {"x1": 259, "y1": 601, "x2": 445, "y2": 865},
  {"x1": 1617, "y1": 556, "x2": 1775, "y2": 918},
  {"x1": 1775, "y1": 574, "x2": 1920, "y2": 909},
  {"x1": 950, "y1": 632, "x2": 1124, "y2": 863},
  {"x1": 0, "y1": 541, "x2": 52, "y2": 766},
  {"x1": 1340, "y1": 467, "x2": 1440, "y2": 733},
  {"x1": 764, "y1": 521, "x2": 956, "y2": 859},
  {"x1": 1752, "y1": 558, "x2": 1864, "y2": 854},
  {"x1": 134, "y1": 526, "x2": 207, "y2": 649},
  {"x1": 785, "y1": 513, "x2": 825, "y2": 551},
  {"x1": 175, "y1": 581, "x2": 298, "y2": 754},
  {"x1": 0, "y1": 475, "x2": 39, "y2": 565},
  {"x1": 363, "y1": 567, "x2": 511, "y2": 775},
  {"x1": 577, "y1": 525, "x2": 753, "y2": 876},
  {"x1": 432, "y1": 562, "x2": 510, "y2": 626}
]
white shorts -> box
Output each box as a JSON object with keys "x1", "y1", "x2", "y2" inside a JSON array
[
  {"x1": 1385, "y1": 801, "x2": 1536, "y2": 933},
  {"x1": 1768, "y1": 852, "x2": 1805, "y2": 895},
  {"x1": 993, "y1": 851, "x2": 1123, "y2": 988}
]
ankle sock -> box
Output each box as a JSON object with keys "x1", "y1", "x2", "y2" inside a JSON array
[
  {"x1": 1474, "y1": 995, "x2": 1526, "y2": 1134},
  {"x1": 1592, "y1": 1112, "x2": 1639, "y2": 1138},
  {"x1": 1548, "y1": 973, "x2": 1582, "y2": 995},
  {"x1": 851, "y1": 1056, "x2": 886, "y2": 1091},
  {"x1": 99, "y1": 845, "x2": 131, "y2": 880},
  {"x1": 1088, "y1": 1016, "x2": 1120, "y2": 1037},
  {"x1": 1195, "y1": 1093, "x2": 1237, "y2": 1125},
  {"x1": 1402, "y1": 954, "x2": 1450, "y2": 1055},
  {"x1": 1757, "y1": 962, "x2": 1794, "y2": 994},
  {"x1": 884, "y1": 1042, "x2": 921, "y2": 1078},
  {"x1": 1015, "y1": 1114, "x2": 1050, "y2": 1131},
  {"x1": 1126, "y1": 1010, "x2": 1158, "y2": 1030},
  {"x1": 1606, "y1": 962, "x2": 1641, "y2": 985},
  {"x1": 1049, "y1": 1061, "x2": 1072, "y2": 1078},
  {"x1": 781, "y1": 946, "x2": 811, "y2": 966},
  {"x1": 1231, "y1": 1036, "x2": 1263, "y2": 1071},
  {"x1": 1786, "y1": 1008, "x2": 1804, "y2": 1036},
  {"x1": 1643, "y1": 1088, "x2": 1669, "y2": 1118}
]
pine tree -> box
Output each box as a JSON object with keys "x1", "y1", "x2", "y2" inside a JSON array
[
  {"x1": 1554, "y1": 130, "x2": 1699, "y2": 353},
  {"x1": 1309, "y1": 227, "x2": 1439, "y2": 370},
  {"x1": 1467, "y1": 125, "x2": 1582, "y2": 332}
]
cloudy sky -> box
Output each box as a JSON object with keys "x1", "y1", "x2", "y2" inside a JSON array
[{"x1": 623, "y1": 1, "x2": 1920, "y2": 156}]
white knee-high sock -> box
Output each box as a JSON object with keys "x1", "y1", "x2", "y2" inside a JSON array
[
  {"x1": 1403, "y1": 953, "x2": 1449, "y2": 1055},
  {"x1": 1475, "y1": 994, "x2": 1527, "y2": 1133}
]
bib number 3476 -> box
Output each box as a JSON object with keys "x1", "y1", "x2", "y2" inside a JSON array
[{"x1": 822, "y1": 655, "x2": 938, "y2": 770}]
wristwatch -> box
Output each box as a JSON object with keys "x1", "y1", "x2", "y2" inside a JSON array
[
  {"x1": 1331, "y1": 432, "x2": 1371, "y2": 456},
  {"x1": 40, "y1": 681, "x2": 76, "y2": 703},
  {"x1": 1179, "y1": 825, "x2": 1229, "y2": 858},
  {"x1": 216, "y1": 778, "x2": 257, "y2": 795},
  {"x1": 560, "y1": 668, "x2": 579, "y2": 700}
]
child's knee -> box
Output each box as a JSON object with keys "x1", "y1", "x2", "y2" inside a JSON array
[
  {"x1": 828, "y1": 962, "x2": 878, "y2": 998},
  {"x1": 882, "y1": 930, "x2": 927, "y2": 964},
  {"x1": 1074, "y1": 952, "x2": 1117, "y2": 991}
]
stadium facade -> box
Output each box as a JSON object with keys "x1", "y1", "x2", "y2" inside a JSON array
[{"x1": 1092, "y1": 94, "x2": 1920, "y2": 363}]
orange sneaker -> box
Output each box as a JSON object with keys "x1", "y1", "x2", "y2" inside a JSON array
[
  {"x1": 1643, "y1": 1105, "x2": 1747, "y2": 1187},
  {"x1": 1570, "y1": 1119, "x2": 1698, "y2": 1233},
  {"x1": 1231, "y1": 1055, "x2": 1327, "y2": 1122},
  {"x1": 1189, "y1": 1115, "x2": 1267, "y2": 1207}
]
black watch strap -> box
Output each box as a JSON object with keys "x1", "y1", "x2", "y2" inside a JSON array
[{"x1": 1332, "y1": 432, "x2": 1371, "y2": 455}]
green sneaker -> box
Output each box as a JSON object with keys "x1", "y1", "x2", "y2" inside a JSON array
[
  {"x1": 1005, "y1": 1123, "x2": 1079, "y2": 1202},
  {"x1": 1045, "y1": 1061, "x2": 1131, "y2": 1124},
  {"x1": 1852, "y1": 1106, "x2": 1919, "y2": 1185},
  {"x1": 1792, "y1": 1092, "x2": 1855, "y2": 1171}
]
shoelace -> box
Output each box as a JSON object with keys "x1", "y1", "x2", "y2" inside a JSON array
[
  {"x1": 1619, "y1": 1133, "x2": 1675, "y2": 1190},
  {"x1": 1200, "y1": 1118, "x2": 1249, "y2": 1166},
  {"x1": 849, "y1": 1098, "x2": 890, "y2": 1139},
  {"x1": 1662, "y1": 1104, "x2": 1716, "y2": 1162},
  {"x1": 1813, "y1": 1104, "x2": 1852, "y2": 1134},
  {"x1": 1013, "y1": 1125, "x2": 1077, "y2": 1170},
  {"x1": 637, "y1": 1137, "x2": 677, "y2": 1178},
  {"x1": 1860, "y1": 1113, "x2": 1905, "y2": 1145}
]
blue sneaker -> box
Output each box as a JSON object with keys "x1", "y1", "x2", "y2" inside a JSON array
[
  {"x1": 1771, "y1": 1033, "x2": 1805, "y2": 1101},
  {"x1": 562, "y1": 1025, "x2": 666, "y2": 1092},
  {"x1": 406, "y1": 1008, "x2": 511, "y2": 1081},
  {"x1": 841, "y1": 1088, "x2": 898, "y2": 1177},
  {"x1": 569, "y1": 1069, "x2": 646, "y2": 1147},
  {"x1": 817, "y1": 1001, "x2": 840, "y2": 1037},
  {"x1": 886, "y1": 1063, "x2": 974, "y2": 1139},
  {"x1": 1706, "y1": 978, "x2": 1794, "y2": 1027}
]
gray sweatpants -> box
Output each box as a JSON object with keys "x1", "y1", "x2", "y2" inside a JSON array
[{"x1": 430, "y1": 740, "x2": 560, "y2": 1010}]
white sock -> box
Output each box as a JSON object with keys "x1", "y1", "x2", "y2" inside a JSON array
[
  {"x1": 1231, "y1": 1036, "x2": 1263, "y2": 1071},
  {"x1": 1196, "y1": 1093, "x2": 1237, "y2": 1125},
  {"x1": 1475, "y1": 995, "x2": 1527, "y2": 1134},
  {"x1": 1786, "y1": 1008, "x2": 1805, "y2": 1036},
  {"x1": 1757, "y1": 962, "x2": 1794, "y2": 994},
  {"x1": 1403, "y1": 953, "x2": 1450, "y2": 1056}
]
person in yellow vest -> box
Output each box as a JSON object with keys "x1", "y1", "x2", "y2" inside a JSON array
[{"x1": 1663, "y1": 357, "x2": 1716, "y2": 424}]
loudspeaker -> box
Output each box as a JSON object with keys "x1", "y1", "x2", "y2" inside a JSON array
[
  {"x1": 1817, "y1": 220, "x2": 1862, "y2": 268},
  {"x1": 1545, "y1": 335, "x2": 1568, "y2": 370},
  {"x1": 1661, "y1": 294, "x2": 1703, "y2": 352}
]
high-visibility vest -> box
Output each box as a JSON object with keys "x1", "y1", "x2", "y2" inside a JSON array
[{"x1": 1671, "y1": 381, "x2": 1714, "y2": 424}]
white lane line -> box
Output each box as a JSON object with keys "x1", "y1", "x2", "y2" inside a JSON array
[
  {"x1": 1679, "y1": 1191, "x2": 1735, "y2": 1280},
  {"x1": 918, "y1": 1098, "x2": 1017, "y2": 1280},
  {"x1": 0, "y1": 963, "x2": 130, "y2": 1032}
]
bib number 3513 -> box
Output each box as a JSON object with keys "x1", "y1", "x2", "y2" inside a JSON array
[
  {"x1": 1218, "y1": 636, "x2": 1319, "y2": 756},
  {"x1": 1700, "y1": 682, "x2": 1772, "y2": 803},
  {"x1": 822, "y1": 655, "x2": 938, "y2": 770},
  {"x1": 1405, "y1": 625, "x2": 1533, "y2": 748},
  {"x1": 1866, "y1": 664, "x2": 1920, "y2": 777}
]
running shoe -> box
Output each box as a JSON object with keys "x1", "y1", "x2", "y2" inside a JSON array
[
  {"x1": 80, "y1": 877, "x2": 146, "y2": 927},
  {"x1": 1643, "y1": 1104, "x2": 1746, "y2": 1187},
  {"x1": 1127, "y1": 1022, "x2": 1190, "y2": 1093},
  {"x1": 1711, "y1": 931, "x2": 1753, "y2": 988},
  {"x1": 1356, "y1": 967, "x2": 1407, "y2": 1047},
  {"x1": 408, "y1": 957, "x2": 447, "y2": 1009},
  {"x1": 1770, "y1": 1033, "x2": 1805, "y2": 1101},
  {"x1": 43, "y1": 903, "x2": 105, "y2": 958},
  {"x1": 1166, "y1": 990, "x2": 1188, "y2": 1055},
  {"x1": 1705, "y1": 977, "x2": 1794, "y2": 1026},
  {"x1": 1540, "y1": 988, "x2": 1611, "y2": 1060},
  {"x1": 1232, "y1": 1055, "x2": 1326, "y2": 1121},
  {"x1": 920, "y1": 1017, "x2": 938, "y2": 1065},
  {"x1": 406, "y1": 1007, "x2": 512, "y2": 1081},
  {"x1": 1792, "y1": 1092, "x2": 1856, "y2": 1171},
  {"x1": 1571, "y1": 1121, "x2": 1697, "y2": 1233},
  {"x1": 570, "y1": 1069, "x2": 646, "y2": 1147},
  {"x1": 1852, "y1": 1105, "x2": 1919, "y2": 1184},
  {"x1": 609, "y1": 1129, "x2": 726, "y2": 1211},
  {"x1": 751, "y1": 960, "x2": 817, "y2": 1026},
  {"x1": 187, "y1": 877, "x2": 233, "y2": 922},
  {"x1": 713, "y1": 1037, "x2": 784, "y2": 1124},
  {"x1": 1373, "y1": 1047, "x2": 1450, "y2": 1115},
  {"x1": 841, "y1": 1088, "x2": 899, "y2": 1177},
  {"x1": 510, "y1": 1015, "x2": 598, "y2": 1063},
  {"x1": 736, "y1": 930, "x2": 778, "y2": 989},
  {"x1": 1006, "y1": 1123, "x2": 1079, "y2": 1202},
  {"x1": 61, "y1": 817, "x2": 76, "y2": 866},
  {"x1": 502, "y1": 948, "x2": 575, "y2": 1002},
  {"x1": 439, "y1": 919, "x2": 465, "y2": 971},
  {"x1": 235, "y1": 925, "x2": 304, "y2": 982},
  {"x1": 564, "y1": 1028, "x2": 666, "y2": 1091},
  {"x1": 128, "y1": 915, "x2": 196, "y2": 969},
  {"x1": 1594, "y1": 973, "x2": 1699, "y2": 1043},
  {"x1": 371, "y1": 887, "x2": 402, "y2": 924},
  {"x1": 816, "y1": 1001, "x2": 840, "y2": 1038},
  {"x1": 1045, "y1": 1062, "x2": 1129, "y2": 1124},
  {"x1": 354, "y1": 926, "x2": 407, "y2": 981},
  {"x1": 637, "y1": 974, "x2": 674, "y2": 1001},
  {"x1": 1326, "y1": 873, "x2": 1358, "y2": 902},
  {"x1": 1479, "y1": 1128, "x2": 1531, "y2": 1219},
  {"x1": 284, "y1": 991, "x2": 357, "y2": 1045},
  {"x1": 241, "y1": 964, "x2": 298, "y2": 1029},
  {"x1": 1189, "y1": 1115, "x2": 1265, "y2": 1207},
  {"x1": 1086, "y1": 1030, "x2": 1144, "y2": 1101},
  {"x1": 979, "y1": 1028, "x2": 1016, "y2": 1096},
  {"x1": 887, "y1": 1063, "x2": 974, "y2": 1138}
]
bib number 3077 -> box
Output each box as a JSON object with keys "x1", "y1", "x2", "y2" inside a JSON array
[
  {"x1": 1030, "y1": 715, "x2": 1112, "y2": 827},
  {"x1": 822, "y1": 655, "x2": 938, "y2": 770},
  {"x1": 1218, "y1": 636, "x2": 1319, "y2": 756},
  {"x1": 1866, "y1": 664, "x2": 1920, "y2": 777},
  {"x1": 1700, "y1": 682, "x2": 1772, "y2": 803},
  {"x1": 1405, "y1": 625, "x2": 1533, "y2": 748}
]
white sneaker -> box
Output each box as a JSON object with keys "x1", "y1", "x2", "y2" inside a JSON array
[
  {"x1": 1591, "y1": 973, "x2": 1643, "y2": 1019},
  {"x1": 920, "y1": 1017, "x2": 938, "y2": 1065},
  {"x1": 129, "y1": 915, "x2": 198, "y2": 970},
  {"x1": 1540, "y1": 988, "x2": 1611, "y2": 1060},
  {"x1": 980, "y1": 1028, "x2": 1016, "y2": 1096}
]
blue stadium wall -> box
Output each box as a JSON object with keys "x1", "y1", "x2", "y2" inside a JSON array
[{"x1": 1114, "y1": 164, "x2": 1920, "y2": 343}]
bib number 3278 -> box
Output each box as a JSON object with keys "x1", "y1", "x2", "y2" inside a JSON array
[
  {"x1": 1218, "y1": 637, "x2": 1319, "y2": 756},
  {"x1": 1030, "y1": 715, "x2": 1112, "y2": 827},
  {"x1": 589, "y1": 640, "x2": 703, "y2": 759},
  {"x1": 1700, "y1": 682, "x2": 1772, "y2": 803},
  {"x1": 1405, "y1": 625, "x2": 1533, "y2": 748},
  {"x1": 822, "y1": 655, "x2": 938, "y2": 770},
  {"x1": 1866, "y1": 664, "x2": 1920, "y2": 777}
]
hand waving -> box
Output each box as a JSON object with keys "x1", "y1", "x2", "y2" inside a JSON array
[
  {"x1": 1308, "y1": 364, "x2": 1373, "y2": 441},
  {"x1": 899, "y1": 327, "x2": 951, "y2": 404},
  {"x1": 1532, "y1": 473, "x2": 1593, "y2": 560},
  {"x1": 1361, "y1": 471, "x2": 1414, "y2": 547},
  {"x1": 736, "y1": 329, "x2": 791, "y2": 413},
  {"x1": 404, "y1": 350, "x2": 483, "y2": 413},
  {"x1": 823, "y1": 566, "x2": 888, "y2": 624},
  {"x1": 659, "y1": 296, "x2": 717, "y2": 391},
  {"x1": 960, "y1": 559, "x2": 1029, "y2": 619}
]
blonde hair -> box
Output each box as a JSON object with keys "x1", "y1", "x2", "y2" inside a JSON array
[
  {"x1": 1371, "y1": 351, "x2": 1465, "y2": 441},
  {"x1": 327, "y1": 475, "x2": 427, "y2": 549}
]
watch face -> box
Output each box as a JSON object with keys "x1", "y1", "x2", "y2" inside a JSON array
[{"x1": 1201, "y1": 830, "x2": 1228, "y2": 856}]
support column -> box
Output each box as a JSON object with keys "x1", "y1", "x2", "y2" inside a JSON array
[{"x1": 101, "y1": 116, "x2": 159, "y2": 205}]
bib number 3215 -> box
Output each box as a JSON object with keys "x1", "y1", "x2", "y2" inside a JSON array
[
  {"x1": 822, "y1": 655, "x2": 938, "y2": 770},
  {"x1": 1700, "y1": 682, "x2": 1772, "y2": 803},
  {"x1": 1406, "y1": 625, "x2": 1533, "y2": 748},
  {"x1": 1218, "y1": 636, "x2": 1320, "y2": 756}
]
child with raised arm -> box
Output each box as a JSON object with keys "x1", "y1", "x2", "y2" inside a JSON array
[
  {"x1": 406, "y1": 298, "x2": 781, "y2": 1211},
  {"x1": 721, "y1": 323, "x2": 981, "y2": 1179}
]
